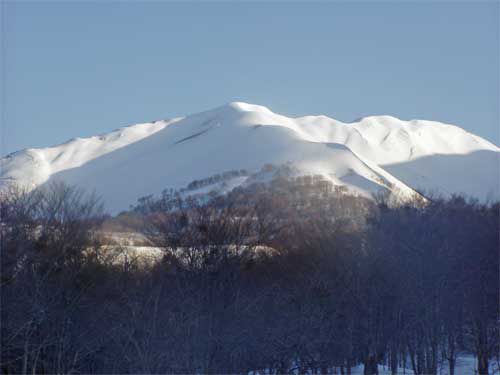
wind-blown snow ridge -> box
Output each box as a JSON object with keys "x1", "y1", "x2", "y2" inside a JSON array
[{"x1": 1, "y1": 102, "x2": 498, "y2": 212}]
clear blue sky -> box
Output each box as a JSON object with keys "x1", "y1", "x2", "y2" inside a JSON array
[{"x1": 2, "y1": 1, "x2": 499, "y2": 155}]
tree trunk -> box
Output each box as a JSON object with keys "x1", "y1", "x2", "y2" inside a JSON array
[
  {"x1": 346, "y1": 358, "x2": 352, "y2": 375},
  {"x1": 363, "y1": 356, "x2": 378, "y2": 375},
  {"x1": 22, "y1": 338, "x2": 29, "y2": 375},
  {"x1": 448, "y1": 357, "x2": 455, "y2": 375},
  {"x1": 390, "y1": 345, "x2": 398, "y2": 375},
  {"x1": 278, "y1": 360, "x2": 287, "y2": 375},
  {"x1": 477, "y1": 351, "x2": 489, "y2": 375},
  {"x1": 447, "y1": 333, "x2": 456, "y2": 375}
]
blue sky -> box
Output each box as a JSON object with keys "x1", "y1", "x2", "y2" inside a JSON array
[{"x1": 2, "y1": 1, "x2": 499, "y2": 154}]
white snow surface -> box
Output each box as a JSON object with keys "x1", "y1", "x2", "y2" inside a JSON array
[
  {"x1": 1, "y1": 102, "x2": 498, "y2": 212},
  {"x1": 248, "y1": 354, "x2": 499, "y2": 374}
]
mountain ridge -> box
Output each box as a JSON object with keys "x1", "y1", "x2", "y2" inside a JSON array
[{"x1": 1, "y1": 102, "x2": 498, "y2": 212}]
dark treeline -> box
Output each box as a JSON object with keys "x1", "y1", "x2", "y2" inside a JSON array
[{"x1": 1, "y1": 179, "x2": 498, "y2": 374}]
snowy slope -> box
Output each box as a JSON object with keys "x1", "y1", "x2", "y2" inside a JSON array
[
  {"x1": 0, "y1": 119, "x2": 181, "y2": 188},
  {"x1": 1, "y1": 102, "x2": 498, "y2": 212}
]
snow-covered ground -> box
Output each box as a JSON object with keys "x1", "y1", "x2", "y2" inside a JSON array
[
  {"x1": 358, "y1": 355, "x2": 499, "y2": 374},
  {"x1": 1, "y1": 102, "x2": 498, "y2": 213},
  {"x1": 248, "y1": 354, "x2": 499, "y2": 374}
]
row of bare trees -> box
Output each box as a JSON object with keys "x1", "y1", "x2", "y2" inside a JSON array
[{"x1": 1, "y1": 180, "x2": 498, "y2": 374}]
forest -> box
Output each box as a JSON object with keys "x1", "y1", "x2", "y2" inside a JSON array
[{"x1": 1, "y1": 178, "x2": 498, "y2": 374}]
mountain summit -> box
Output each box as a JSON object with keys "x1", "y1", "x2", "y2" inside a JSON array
[{"x1": 2, "y1": 102, "x2": 498, "y2": 212}]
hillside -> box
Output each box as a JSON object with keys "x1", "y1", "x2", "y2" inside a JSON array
[{"x1": 1, "y1": 102, "x2": 498, "y2": 212}]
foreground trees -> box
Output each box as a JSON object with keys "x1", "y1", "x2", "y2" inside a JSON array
[
  {"x1": 1, "y1": 183, "x2": 106, "y2": 374},
  {"x1": 1, "y1": 180, "x2": 498, "y2": 374}
]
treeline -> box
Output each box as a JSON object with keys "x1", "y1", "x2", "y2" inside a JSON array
[{"x1": 1, "y1": 180, "x2": 498, "y2": 374}]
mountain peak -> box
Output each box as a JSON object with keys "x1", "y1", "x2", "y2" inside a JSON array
[
  {"x1": 1, "y1": 102, "x2": 498, "y2": 212},
  {"x1": 223, "y1": 101, "x2": 273, "y2": 114}
]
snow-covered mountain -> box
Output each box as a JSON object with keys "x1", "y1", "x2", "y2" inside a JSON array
[{"x1": 1, "y1": 102, "x2": 498, "y2": 212}]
